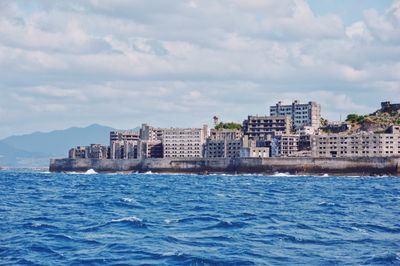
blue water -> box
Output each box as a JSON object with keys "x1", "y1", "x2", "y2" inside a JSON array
[{"x1": 0, "y1": 170, "x2": 399, "y2": 265}]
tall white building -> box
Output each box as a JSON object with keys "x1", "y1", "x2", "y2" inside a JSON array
[
  {"x1": 162, "y1": 125, "x2": 209, "y2": 158},
  {"x1": 270, "y1": 100, "x2": 321, "y2": 130}
]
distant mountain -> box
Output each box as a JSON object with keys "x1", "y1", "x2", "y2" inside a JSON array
[
  {"x1": 1, "y1": 124, "x2": 118, "y2": 159},
  {"x1": 0, "y1": 141, "x2": 37, "y2": 165},
  {"x1": 0, "y1": 124, "x2": 144, "y2": 167},
  {"x1": 0, "y1": 140, "x2": 52, "y2": 167}
]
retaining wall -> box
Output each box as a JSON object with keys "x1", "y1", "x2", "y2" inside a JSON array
[{"x1": 50, "y1": 157, "x2": 400, "y2": 176}]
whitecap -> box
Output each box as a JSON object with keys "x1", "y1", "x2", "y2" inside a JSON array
[
  {"x1": 122, "y1": 197, "x2": 137, "y2": 203},
  {"x1": 351, "y1": 226, "x2": 368, "y2": 234},
  {"x1": 111, "y1": 216, "x2": 142, "y2": 223},
  {"x1": 162, "y1": 251, "x2": 183, "y2": 257},
  {"x1": 273, "y1": 172, "x2": 293, "y2": 177},
  {"x1": 85, "y1": 169, "x2": 97, "y2": 175}
]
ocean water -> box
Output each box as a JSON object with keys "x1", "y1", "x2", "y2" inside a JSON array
[{"x1": 0, "y1": 170, "x2": 399, "y2": 265}]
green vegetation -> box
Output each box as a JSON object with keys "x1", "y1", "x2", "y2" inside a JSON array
[
  {"x1": 215, "y1": 122, "x2": 242, "y2": 130},
  {"x1": 345, "y1": 108, "x2": 400, "y2": 133},
  {"x1": 346, "y1": 114, "x2": 365, "y2": 123}
]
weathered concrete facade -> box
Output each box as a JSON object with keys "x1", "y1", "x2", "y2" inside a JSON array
[
  {"x1": 162, "y1": 126, "x2": 208, "y2": 158},
  {"x1": 311, "y1": 126, "x2": 400, "y2": 158},
  {"x1": 110, "y1": 131, "x2": 140, "y2": 159},
  {"x1": 243, "y1": 115, "x2": 292, "y2": 140},
  {"x1": 69, "y1": 144, "x2": 109, "y2": 159},
  {"x1": 50, "y1": 156, "x2": 400, "y2": 176},
  {"x1": 381, "y1": 101, "x2": 400, "y2": 113},
  {"x1": 270, "y1": 100, "x2": 321, "y2": 130}
]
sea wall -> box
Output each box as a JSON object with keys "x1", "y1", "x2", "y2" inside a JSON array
[{"x1": 50, "y1": 156, "x2": 400, "y2": 176}]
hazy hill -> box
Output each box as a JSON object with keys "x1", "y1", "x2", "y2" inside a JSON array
[
  {"x1": 1, "y1": 124, "x2": 116, "y2": 158},
  {"x1": 0, "y1": 141, "x2": 39, "y2": 166},
  {"x1": 0, "y1": 124, "x2": 144, "y2": 167}
]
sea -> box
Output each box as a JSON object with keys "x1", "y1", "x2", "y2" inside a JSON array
[{"x1": 0, "y1": 169, "x2": 399, "y2": 265}]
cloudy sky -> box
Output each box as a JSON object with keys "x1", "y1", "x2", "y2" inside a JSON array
[{"x1": 0, "y1": 0, "x2": 399, "y2": 138}]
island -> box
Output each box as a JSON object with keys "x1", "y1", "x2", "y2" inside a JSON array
[{"x1": 50, "y1": 100, "x2": 400, "y2": 176}]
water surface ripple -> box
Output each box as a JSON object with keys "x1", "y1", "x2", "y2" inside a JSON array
[{"x1": 0, "y1": 170, "x2": 399, "y2": 265}]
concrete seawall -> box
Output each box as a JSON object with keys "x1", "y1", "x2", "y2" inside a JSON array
[{"x1": 50, "y1": 157, "x2": 400, "y2": 176}]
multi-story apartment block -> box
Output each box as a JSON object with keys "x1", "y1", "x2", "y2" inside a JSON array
[
  {"x1": 243, "y1": 115, "x2": 292, "y2": 140},
  {"x1": 204, "y1": 139, "x2": 243, "y2": 158},
  {"x1": 137, "y1": 140, "x2": 163, "y2": 159},
  {"x1": 270, "y1": 100, "x2": 321, "y2": 130},
  {"x1": 240, "y1": 139, "x2": 270, "y2": 158},
  {"x1": 271, "y1": 135, "x2": 300, "y2": 157},
  {"x1": 209, "y1": 129, "x2": 243, "y2": 141},
  {"x1": 87, "y1": 144, "x2": 109, "y2": 159},
  {"x1": 110, "y1": 131, "x2": 140, "y2": 159},
  {"x1": 204, "y1": 130, "x2": 245, "y2": 159},
  {"x1": 69, "y1": 144, "x2": 109, "y2": 159},
  {"x1": 162, "y1": 125, "x2": 208, "y2": 158},
  {"x1": 311, "y1": 125, "x2": 400, "y2": 158},
  {"x1": 140, "y1": 124, "x2": 165, "y2": 142},
  {"x1": 69, "y1": 146, "x2": 88, "y2": 159}
]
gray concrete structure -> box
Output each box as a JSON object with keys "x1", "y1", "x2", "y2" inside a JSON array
[
  {"x1": 270, "y1": 100, "x2": 321, "y2": 130},
  {"x1": 139, "y1": 124, "x2": 164, "y2": 142},
  {"x1": 381, "y1": 101, "x2": 400, "y2": 113},
  {"x1": 320, "y1": 122, "x2": 350, "y2": 134},
  {"x1": 271, "y1": 135, "x2": 300, "y2": 157},
  {"x1": 137, "y1": 140, "x2": 163, "y2": 159},
  {"x1": 162, "y1": 125, "x2": 208, "y2": 158},
  {"x1": 243, "y1": 115, "x2": 291, "y2": 140},
  {"x1": 110, "y1": 131, "x2": 140, "y2": 159},
  {"x1": 69, "y1": 144, "x2": 109, "y2": 159},
  {"x1": 204, "y1": 129, "x2": 244, "y2": 159},
  {"x1": 311, "y1": 125, "x2": 400, "y2": 158},
  {"x1": 50, "y1": 156, "x2": 400, "y2": 176},
  {"x1": 69, "y1": 146, "x2": 88, "y2": 159},
  {"x1": 209, "y1": 129, "x2": 243, "y2": 141}
]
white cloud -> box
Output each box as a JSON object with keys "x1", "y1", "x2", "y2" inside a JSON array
[{"x1": 0, "y1": 0, "x2": 398, "y2": 137}]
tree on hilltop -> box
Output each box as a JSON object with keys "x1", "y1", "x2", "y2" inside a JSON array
[{"x1": 215, "y1": 122, "x2": 242, "y2": 130}]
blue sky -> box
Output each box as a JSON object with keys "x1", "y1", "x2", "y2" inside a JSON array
[
  {"x1": 308, "y1": 0, "x2": 393, "y2": 24},
  {"x1": 0, "y1": 0, "x2": 399, "y2": 138}
]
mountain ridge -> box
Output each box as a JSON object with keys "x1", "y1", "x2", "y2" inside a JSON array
[{"x1": 0, "y1": 124, "x2": 139, "y2": 167}]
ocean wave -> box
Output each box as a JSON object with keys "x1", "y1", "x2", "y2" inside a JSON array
[
  {"x1": 111, "y1": 216, "x2": 143, "y2": 223},
  {"x1": 65, "y1": 169, "x2": 98, "y2": 175},
  {"x1": 178, "y1": 216, "x2": 221, "y2": 223},
  {"x1": 365, "y1": 252, "x2": 400, "y2": 264},
  {"x1": 111, "y1": 216, "x2": 147, "y2": 228},
  {"x1": 2, "y1": 170, "x2": 400, "y2": 265},
  {"x1": 163, "y1": 253, "x2": 256, "y2": 265},
  {"x1": 164, "y1": 218, "x2": 180, "y2": 224},
  {"x1": 121, "y1": 197, "x2": 137, "y2": 204},
  {"x1": 29, "y1": 243, "x2": 65, "y2": 259},
  {"x1": 205, "y1": 220, "x2": 248, "y2": 230},
  {"x1": 85, "y1": 169, "x2": 97, "y2": 174},
  {"x1": 24, "y1": 222, "x2": 59, "y2": 230}
]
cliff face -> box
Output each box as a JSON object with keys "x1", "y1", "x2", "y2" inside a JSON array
[{"x1": 50, "y1": 157, "x2": 400, "y2": 176}]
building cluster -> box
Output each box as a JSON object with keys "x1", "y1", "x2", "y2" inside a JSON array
[{"x1": 69, "y1": 100, "x2": 400, "y2": 160}]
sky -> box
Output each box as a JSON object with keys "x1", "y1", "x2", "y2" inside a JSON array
[{"x1": 0, "y1": 0, "x2": 399, "y2": 138}]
